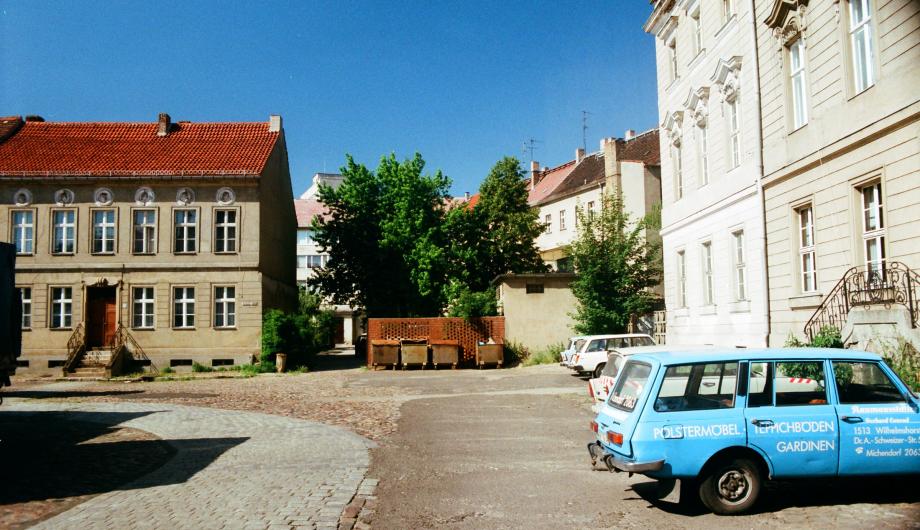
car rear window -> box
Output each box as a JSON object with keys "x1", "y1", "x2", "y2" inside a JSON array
[
  {"x1": 631, "y1": 337, "x2": 655, "y2": 347},
  {"x1": 601, "y1": 354, "x2": 624, "y2": 378},
  {"x1": 608, "y1": 361, "x2": 651, "y2": 412},
  {"x1": 834, "y1": 361, "x2": 905, "y2": 404},
  {"x1": 654, "y1": 362, "x2": 738, "y2": 412}
]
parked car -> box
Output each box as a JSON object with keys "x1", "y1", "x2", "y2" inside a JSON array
[
  {"x1": 587, "y1": 345, "x2": 717, "y2": 405},
  {"x1": 588, "y1": 348, "x2": 920, "y2": 515},
  {"x1": 560, "y1": 336, "x2": 588, "y2": 367},
  {"x1": 570, "y1": 334, "x2": 655, "y2": 377}
]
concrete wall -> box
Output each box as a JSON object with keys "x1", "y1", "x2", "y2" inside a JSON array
[{"x1": 497, "y1": 275, "x2": 577, "y2": 352}]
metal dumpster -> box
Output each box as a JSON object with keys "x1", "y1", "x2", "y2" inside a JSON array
[
  {"x1": 371, "y1": 339, "x2": 399, "y2": 369},
  {"x1": 476, "y1": 343, "x2": 503, "y2": 368},
  {"x1": 400, "y1": 339, "x2": 428, "y2": 369},
  {"x1": 430, "y1": 340, "x2": 459, "y2": 369}
]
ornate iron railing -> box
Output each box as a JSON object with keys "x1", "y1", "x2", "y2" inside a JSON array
[
  {"x1": 110, "y1": 323, "x2": 159, "y2": 375},
  {"x1": 62, "y1": 322, "x2": 86, "y2": 374},
  {"x1": 805, "y1": 261, "x2": 919, "y2": 340}
]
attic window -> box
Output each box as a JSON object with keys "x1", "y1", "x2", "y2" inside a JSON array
[{"x1": 526, "y1": 283, "x2": 545, "y2": 294}]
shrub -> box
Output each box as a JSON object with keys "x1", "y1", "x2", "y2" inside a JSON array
[
  {"x1": 160, "y1": 366, "x2": 174, "y2": 374},
  {"x1": 191, "y1": 362, "x2": 213, "y2": 373},
  {"x1": 503, "y1": 340, "x2": 530, "y2": 366},
  {"x1": 880, "y1": 337, "x2": 920, "y2": 392},
  {"x1": 447, "y1": 288, "x2": 498, "y2": 320},
  {"x1": 523, "y1": 342, "x2": 566, "y2": 366},
  {"x1": 784, "y1": 326, "x2": 842, "y2": 348}
]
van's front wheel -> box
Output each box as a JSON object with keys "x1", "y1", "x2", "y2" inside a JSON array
[{"x1": 699, "y1": 458, "x2": 761, "y2": 515}]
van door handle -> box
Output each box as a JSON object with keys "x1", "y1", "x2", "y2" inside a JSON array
[
  {"x1": 841, "y1": 416, "x2": 864, "y2": 424},
  {"x1": 751, "y1": 419, "x2": 774, "y2": 427}
]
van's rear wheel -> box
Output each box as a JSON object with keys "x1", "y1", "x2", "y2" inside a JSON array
[
  {"x1": 593, "y1": 363, "x2": 606, "y2": 378},
  {"x1": 699, "y1": 458, "x2": 761, "y2": 515}
]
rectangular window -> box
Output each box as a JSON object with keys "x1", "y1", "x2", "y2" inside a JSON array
[
  {"x1": 775, "y1": 361, "x2": 827, "y2": 406},
  {"x1": 133, "y1": 209, "x2": 157, "y2": 254},
  {"x1": 701, "y1": 241, "x2": 714, "y2": 305},
  {"x1": 728, "y1": 99, "x2": 741, "y2": 169},
  {"x1": 697, "y1": 126, "x2": 708, "y2": 186},
  {"x1": 297, "y1": 255, "x2": 307, "y2": 269},
  {"x1": 52, "y1": 210, "x2": 76, "y2": 254},
  {"x1": 214, "y1": 286, "x2": 236, "y2": 328},
  {"x1": 92, "y1": 209, "x2": 116, "y2": 254},
  {"x1": 677, "y1": 251, "x2": 687, "y2": 308},
  {"x1": 525, "y1": 283, "x2": 545, "y2": 294},
  {"x1": 861, "y1": 182, "x2": 885, "y2": 277},
  {"x1": 668, "y1": 39, "x2": 678, "y2": 82},
  {"x1": 849, "y1": 0, "x2": 875, "y2": 93},
  {"x1": 690, "y1": 7, "x2": 702, "y2": 58},
  {"x1": 673, "y1": 144, "x2": 683, "y2": 200},
  {"x1": 798, "y1": 205, "x2": 817, "y2": 292},
  {"x1": 174, "y1": 209, "x2": 197, "y2": 253},
  {"x1": 215, "y1": 209, "x2": 238, "y2": 253},
  {"x1": 11, "y1": 210, "x2": 34, "y2": 254},
  {"x1": 173, "y1": 287, "x2": 195, "y2": 329},
  {"x1": 748, "y1": 361, "x2": 773, "y2": 407},
  {"x1": 789, "y1": 38, "x2": 808, "y2": 129},
  {"x1": 132, "y1": 287, "x2": 155, "y2": 329},
  {"x1": 20, "y1": 287, "x2": 31, "y2": 329},
  {"x1": 733, "y1": 230, "x2": 747, "y2": 301},
  {"x1": 297, "y1": 229, "x2": 314, "y2": 246},
  {"x1": 544, "y1": 213, "x2": 552, "y2": 234},
  {"x1": 833, "y1": 361, "x2": 904, "y2": 404},
  {"x1": 307, "y1": 255, "x2": 324, "y2": 268},
  {"x1": 608, "y1": 361, "x2": 652, "y2": 411},
  {"x1": 654, "y1": 362, "x2": 738, "y2": 412},
  {"x1": 50, "y1": 287, "x2": 72, "y2": 329},
  {"x1": 722, "y1": 0, "x2": 734, "y2": 23},
  {"x1": 559, "y1": 210, "x2": 566, "y2": 231}
]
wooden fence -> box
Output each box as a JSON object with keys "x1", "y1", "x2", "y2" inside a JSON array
[{"x1": 366, "y1": 317, "x2": 505, "y2": 365}]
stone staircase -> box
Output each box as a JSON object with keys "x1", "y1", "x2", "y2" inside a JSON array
[{"x1": 68, "y1": 349, "x2": 112, "y2": 379}]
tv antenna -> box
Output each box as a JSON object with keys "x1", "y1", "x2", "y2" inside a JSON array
[
  {"x1": 522, "y1": 137, "x2": 542, "y2": 163},
  {"x1": 581, "y1": 110, "x2": 592, "y2": 153}
]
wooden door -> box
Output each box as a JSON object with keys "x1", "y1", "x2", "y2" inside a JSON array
[
  {"x1": 86, "y1": 287, "x2": 117, "y2": 348},
  {"x1": 103, "y1": 298, "x2": 116, "y2": 345}
]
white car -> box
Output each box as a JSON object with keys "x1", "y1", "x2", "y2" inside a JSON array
[
  {"x1": 569, "y1": 334, "x2": 656, "y2": 377},
  {"x1": 560, "y1": 336, "x2": 588, "y2": 367},
  {"x1": 587, "y1": 345, "x2": 719, "y2": 404}
]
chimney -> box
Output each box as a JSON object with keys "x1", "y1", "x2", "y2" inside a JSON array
[
  {"x1": 602, "y1": 137, "x2": 622, "y2": 191},
  {"x1": 269, "y1": 114, "x2": 282, "y2": 133},
  {"x1": 624, "y1": 129, "x2": 636, "y2": 140},
  {"x1": 575, "y1": 148, "x2": 585, "y2": 164},
  {"x1": 24, "y1": 115, "x2": 44, "y2": 122},
  {"x1": 530, "y1": 160, "x2": 540, "y2": 189},
  {"x1": 157, "y1": 113, "x2": 171, "y2": 137},
  {"x1": 464, "y1": 191, "x2": 470, "y2": 200}
]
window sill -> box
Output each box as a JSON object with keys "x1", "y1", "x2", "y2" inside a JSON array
[
  {"x1": 133, "y1": 252, "x2": 156, "y2": 256},
  {"x1": 132, "y1": 327, "x2": 155, "y2": 332},
  {"x1": 214, "y1": 327, "x2": 238, "y2": 331},
  {"x1": 173, "y1": 327, "x2": 196, "y2": 331},
  {"x1": 729, "y1": 300, "x2": 751, "y2": 313},
  {"x1": 51, "y1": 253, "x2": 76, "y2": 257},
  {"x1": 788, "y1": 293, "x2": 823, "y2": 310},
  {"x1": 790, "y1": 122, "x2": 808, "y2": 134},
  {"x1": 214, "y1": 252, "x2": 239, "y2": 255},
  {"x1": 16, "y1": 252, "x2": 34, "y2": 257},
  {"x1": 91, "y1": 252, "x2": 116, "y2": 256},
  {"x1": 173, "y1": 251, "x2": 198, "y2": 256},
  {"x1": 688, "y1": 49, "x2": 706, "y2": 69},
  {"x1": 714, "y1": 15, "x2": 738, "y2": 40},
  {"x1": 847, "y1": 82, "x2": 876, "y2": 102},
  {"x1": 698, "y1": 305, "x2": 717, "y2": 316}
]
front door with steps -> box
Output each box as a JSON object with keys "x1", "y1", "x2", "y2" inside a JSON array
[{"x1": 86, "y1": 287, "x2": 116, "y2": 349}]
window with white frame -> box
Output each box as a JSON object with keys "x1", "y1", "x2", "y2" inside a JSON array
[
  {"x1": 214, "y1": 286, "x2": 236, "y2": 328},
  {"x1": 668, "y1": 39, "x2": 678, "y2": 82},
  {"x1": 215, "y1": 209, "x2": 238, "y2": 253},
  {"x1": 92, "y1": 209, "x2": 116, "y2": 254},
  {"x1": 50, "y1": 287, "x2": 72, "y2": 329},
  {"x1": 727, "y1": 98, "x2": 741, "y2": 169},
  {"x1": 174, "y1": 209, "x2": 197, "y2": 253},
  {"x1": 789, "y1": 38, "x2": 808, "y2": 129},
  {"x1": 11, "y1": 210, "x2": 33, "y2": 255},
  {"x1": 697, "y1": 125, "x2": 708, "y2": 186},
  {"x1": 848, "y1": 0, "x2": 875, "y2": 93},
  {"x1": 132, "y1": 287, "x2": 155, "y2": 329},
  {"x1": 677, "y1": 251, "x2": 687, "y2": 308},
  {"x1": 173, "y1": 287, "x2": 195, "y2": 329},
  {"x1": 297, "y1": 229, "x2": 314, "y2": 246},
  {"x1": 133, "y1": 209, "x2": 156, "y2": 254},
  {"x1": 20, "y1": 287, "x2": 31, "y2": 329},
  {"x1": 733, "y1": 230, "x2": 747, "y2": 301},
  {"x1": 307, "y1": 255, "x2": 325, "y2": 268},
  {"x1": 559, "y1": 210, "x2": 566, "y2": 231},
  {"x1": 587, "y1": 201, "x2": 595, "y2": 218},
  {"x1": 701, "y1": 241, "x2": 714, "y2": 305},
  {"x1": 690, "y1": 6, "x2": 702, "y2": 58},
  {"x1": 544, "y1": 213, "x2": 552, "y2": 234},
  {"x1": 297, "y1": 255, "x2": 307, "y2": 269},
  {"x1": 722, "y1": 0, "x2": 734, "y2": 23},
  {"x1": 673, "y1": 144, "x2": 683, "y2": 199},
  {"x1": 52, "y1": 210, "x2": 76, "y2": 254},
  {"x1": 861, "y1": 182, "x2": 885, "y2": 277},
  {"x1": 798, "y1": 205, "x2": 817, "y2": 292}
]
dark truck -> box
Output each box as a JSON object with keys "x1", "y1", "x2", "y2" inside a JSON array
[{"x1": 0, "y1": 242, "x2": 22, "y2": 391}]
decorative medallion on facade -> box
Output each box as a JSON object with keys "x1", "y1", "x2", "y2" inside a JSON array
[
  {"x1": 662, "y1": 111, "x2": 684, "y2": 147},
  {"x1": 94, "y1": 187, "x2": 114, "y2": 206},
  {"x1": 54, "y1": 188, "x2": 75, "y2": 206},
  {"x1": 683, "y1": 87, "x2": 711, "y2": 127},
  {"x1": 13, "y1": 188, "x2": 32, "y2": 206},
  {"x1": 176, "y1": 187, "x2": 195, "y2": 205},
  {"x1": 711, "y1": 56, "x2": 743, "y2": 103},
  {"x1": 765, "y1": 0, "x2": 808, "y2": 49},
  {"x1": 135, "y1": 187, "x2": 155, "y2": 205},
  {"x1": 216, "y1": 187, "x2": 236, "y2": 205}
]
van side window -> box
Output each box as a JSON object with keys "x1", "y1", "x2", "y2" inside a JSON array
[
  {"x1": 654, "y1": 362, "x2": 738, "y2": 412},
  {"x1": 775, "y1": 361, "x2": 827, "y2": 406},
  {"x1": 833, "y1": 361, "x2": 904, "y2": 404},
  {"x1": 587, "y1": 339, "x2": 606, "y2": 352},
  {"x1": 748, "y1": 362, "x2": 773, "y2": 407}
]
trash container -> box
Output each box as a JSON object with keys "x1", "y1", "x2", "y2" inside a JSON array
[
  {"x1": 476, "y1": 343, "x2": 503, "y2": 368},
  {"x1": 430, "y1": 340, "x2": 459, "y2": 369},
  {"x1": 371, "y1": 339, "x2": 399, "y2": 369},
  {"x1": 400, "y1": 339, "x2": 428, "y2": 369}
]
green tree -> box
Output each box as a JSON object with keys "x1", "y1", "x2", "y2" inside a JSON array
[
  {"x1": 568, "y1": 191, "x2": 661, "y2": 334},
  {"x1": 310, "y1": 153, "x2": 450, "y2": 317}
]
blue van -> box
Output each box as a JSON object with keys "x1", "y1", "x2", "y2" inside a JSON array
[{"x1": 587, "y1": 348, "x2": 920, "y2": 514}]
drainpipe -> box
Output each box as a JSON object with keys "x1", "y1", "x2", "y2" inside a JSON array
[{"x1": 748, "y1": 0, "x2": 772, "y2": 347}]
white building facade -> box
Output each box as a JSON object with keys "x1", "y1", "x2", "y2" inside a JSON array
[{"x1": 646, "y1": 0, "x2": 770, "y2": 347}]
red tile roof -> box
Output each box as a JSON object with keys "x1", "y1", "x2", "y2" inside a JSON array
[
  {"x1": 465, "y1": 193, "x2": 480, "y2": 210},
  {"x1": 294, "y1": 197, "x2": 329, "y2": 227},
  {"x1": 527, "y1": 160, "x2": 576, "y2": 205},
  {"x1": 619, "y1": 129, "x2": 660, "y2": 166},
  {"x1": 0, "y1": 118, "x2": 280, "y2": 177}
]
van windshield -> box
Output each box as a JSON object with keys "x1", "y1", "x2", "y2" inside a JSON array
[{"x1": 608, "y1": 361, "x2": 652, "y2": 412}]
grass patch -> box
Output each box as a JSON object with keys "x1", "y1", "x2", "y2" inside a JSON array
[
  {"x1": 523, "y1": 342, "x2": 565, "y2": 366},
  {"x1": 191, "y1": 362, "x2": 213, "y2": 373}
]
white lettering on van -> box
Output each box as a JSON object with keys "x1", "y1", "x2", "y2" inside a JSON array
[
  {"x1": 754, "y1": 420, "x2": 835, "y2": 435},
  {"x1": 776, "y1": 440, "x2": 835, "y2": 453},
  {"x1": 653, "y1": 423, "x2": 741, "y2": 439}
]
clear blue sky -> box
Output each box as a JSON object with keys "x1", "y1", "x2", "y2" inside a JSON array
[{"x1": 0, "y1": 1, "x2": 658, "y2": 197}]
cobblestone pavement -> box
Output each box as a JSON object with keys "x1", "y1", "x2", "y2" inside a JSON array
[{"x1": 3, "y1": 400, "x2": 375, "y2": 530}]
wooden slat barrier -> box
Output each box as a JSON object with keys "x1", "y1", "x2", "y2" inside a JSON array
[{"x1": 367, "y1": 317, "x2": 505, "y2": 366}]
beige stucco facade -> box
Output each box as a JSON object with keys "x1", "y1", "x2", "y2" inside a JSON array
[
  {"x1": 495, "y1": 273, "x2": 578, "y2": 352},
  {"x1": 753, "y1": 0, "x2": 920, "y2": 345}
]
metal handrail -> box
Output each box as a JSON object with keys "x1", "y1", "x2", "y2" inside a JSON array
[
  {"x1": 62, "y1": 322, "x2": 86, "y2": 374},
  {"x1": 111, "y1": 323, "x2": 159, "y2": 375},
  {"x1": 804, "y1": 261, "x2": 918, "y2": 340}
]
